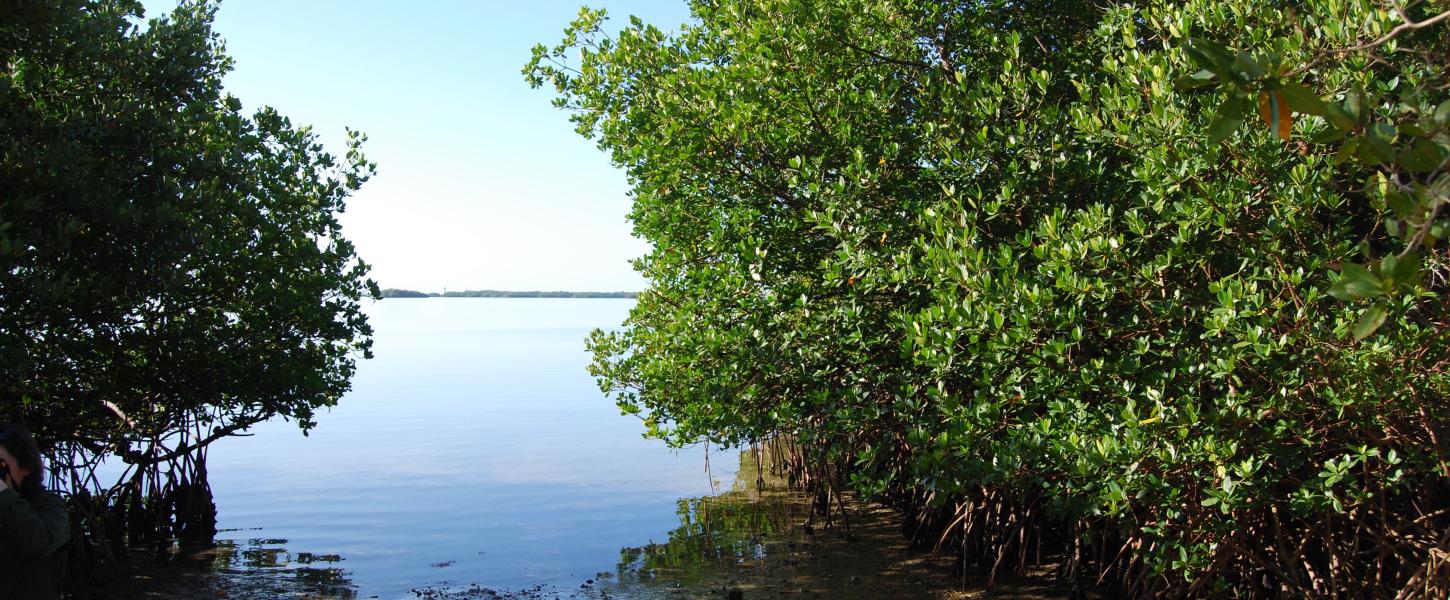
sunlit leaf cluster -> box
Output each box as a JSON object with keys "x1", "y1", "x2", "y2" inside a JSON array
[
  {"x1": 1, "y1": 0, "x2": 377, "y2": 505},
  {"x1": 531, "y1": 0, "x2": 1449, "y2": 595}
]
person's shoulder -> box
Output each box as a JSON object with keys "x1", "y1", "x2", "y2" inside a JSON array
[{"x1": 27, "y1": 489, "x2": 66, "y2": 508}]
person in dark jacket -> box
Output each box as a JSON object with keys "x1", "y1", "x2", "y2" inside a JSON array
[{"x1": 0, "y1": 424, "x2": 69, "y2": 600}]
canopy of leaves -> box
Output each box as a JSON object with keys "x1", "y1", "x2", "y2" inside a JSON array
[
  {"x1": 1, "y1": 1, "x2": 377, "y2": 471},
  {"x1": 530, "y1": 0, "x2": 1450, "y2": 596}
]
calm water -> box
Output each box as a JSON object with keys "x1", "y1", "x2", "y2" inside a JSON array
[{"x1": 197, "y1": 298, "x2": 738, "y2": 598}]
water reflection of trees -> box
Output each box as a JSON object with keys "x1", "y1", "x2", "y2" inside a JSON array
[
  {"x1": 208, "y1": 537, "x2": 358, "y2": 599},
  {"x1": 614, "y1": 449, "x2": 810, "y2": 587}
]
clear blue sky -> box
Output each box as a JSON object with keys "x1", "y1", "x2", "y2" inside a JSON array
[{"x1": 141, "y1": 1, "x2": 694, "y2": 292}]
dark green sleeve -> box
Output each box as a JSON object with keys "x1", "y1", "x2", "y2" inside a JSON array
[{"x1": 0, "y1": 488, "x2": 69, "y2": 558}]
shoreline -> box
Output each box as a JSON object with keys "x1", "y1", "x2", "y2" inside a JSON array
[{"x1": 92, "y1": 487, "x2": 1067, "y2": 600}]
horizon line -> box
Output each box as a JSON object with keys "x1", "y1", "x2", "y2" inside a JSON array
[{"x1": 379, "y1": 287, "x2": 640, "y2": 297}]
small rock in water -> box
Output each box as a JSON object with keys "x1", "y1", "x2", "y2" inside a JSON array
[{"x1": 726, "y1": 588, "x2": 744, "y2": 600}]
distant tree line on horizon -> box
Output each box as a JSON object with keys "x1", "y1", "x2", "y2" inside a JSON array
[{"x1": 380, "y1": 288, "x2": 638, "y2": 299}]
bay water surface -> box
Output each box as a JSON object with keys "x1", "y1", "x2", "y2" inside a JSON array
[{"x1": 195, "y1": 298, "x2": 737, "y2": 598}]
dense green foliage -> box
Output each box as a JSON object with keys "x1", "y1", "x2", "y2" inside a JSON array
[
  {"x1": 529, "y1": 0, "x2": 1450, "y2": 595},
  {"x1": 380, "y1": 288, "x2": 637, "y2": 298},
  {"x1": 1, "y1": 0, "x2": 376, "y2": 541}
]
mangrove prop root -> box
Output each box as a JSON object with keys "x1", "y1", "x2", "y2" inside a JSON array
[{"x1": 749, "y1": 434, "x2": 1450, "y2": 598}]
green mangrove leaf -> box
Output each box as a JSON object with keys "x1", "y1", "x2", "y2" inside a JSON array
[
  {"x1": 1397, "y1": 139, "x2": 1448, "y2": 172},
  {"x1": 1352, "y1": 303, "x2": 1388, "y2": 341},
  {"x1": 1174, "y1": 69, "x2": 1218, "y2": 90},
  {"x1": 1339, "y1": 262, "x2": 1383, "y2": 299},
  {"x1": 1208, "y1": 95, "x2": 1250, "y2": 144},
  {"x1": 1278, "y1": 81, "x2": 1328, "y2": 116}
]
